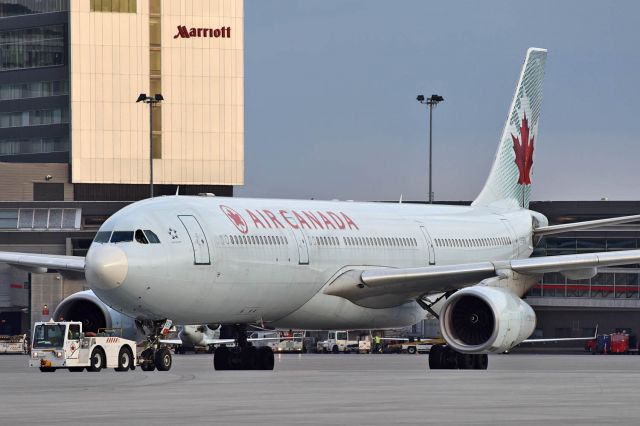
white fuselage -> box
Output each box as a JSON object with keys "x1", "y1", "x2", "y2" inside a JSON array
[{"x1": 85, "y1": 196, "x2": 535, "y2": 330}]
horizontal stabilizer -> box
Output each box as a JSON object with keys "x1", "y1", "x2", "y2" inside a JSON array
[{"x1": 534, "y1": 214, "x2": 640, "y2": 236}]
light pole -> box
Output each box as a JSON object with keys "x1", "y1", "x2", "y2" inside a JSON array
[
  {"x1": 136, "y1": 93, "x2": 163, "y2": 198},
  {"x1": 417, "y1": 94, "x2": 444, "y2": 204}
]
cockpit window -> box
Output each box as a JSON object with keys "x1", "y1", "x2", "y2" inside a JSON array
[
  {"x1": 93, "y1": 231, "x2": 112, "y2": 243},
  {"x1": 135, "y1": 229, "x2": 149, "y2": 244},
  {"x1": 144, "y1": 230, "x2": 161, "y2": 244},
  {"x1": 110, "y1": 231, "x2": 134, "y2": 243}
]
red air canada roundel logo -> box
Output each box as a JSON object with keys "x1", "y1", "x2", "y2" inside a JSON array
[
  {"x1": 220, "y1": 205, "x2": 248, "y2": 234},
  {"x1": 511, "y1": 112, "x2": 534, "y2": 185}
]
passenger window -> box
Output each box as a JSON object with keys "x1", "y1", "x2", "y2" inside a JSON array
[
  {"x1": 135, "y1": 229, "x2": 149, "y2": 244},
  {"x1": 143, "y1": 230, "x2": 160, "y2": 243},
  {"x1": 111, "y1": 231, "x2": 134, "y2": 243},
  {"x1": 93, "y1": 231, "x2": 112, "y2": 243}
]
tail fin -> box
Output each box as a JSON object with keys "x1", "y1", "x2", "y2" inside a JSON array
[{"x1": 472, "y1": 48, "x2": 547, "y2": 209}]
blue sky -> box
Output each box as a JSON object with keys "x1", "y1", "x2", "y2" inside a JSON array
[{"x1": 239, "y1": 0, "x2": 640, "y2": 201}]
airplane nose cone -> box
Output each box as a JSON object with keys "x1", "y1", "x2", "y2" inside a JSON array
[{"x1": 86, "y1": 244, "x2": 128, "y2": 290}]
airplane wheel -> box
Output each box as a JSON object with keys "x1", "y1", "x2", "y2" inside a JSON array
[
  {"x1": 428, "y1": 345, "x2": 444, "y2": 370},
  {"x1": 473, "y1": 354, "x2": 488, "y2": 370},
  {"x1": 257, "y1": 347, "x2": 274, "y2": 370},
  {"x1": 115, "y1": 347, "x2": 133, "y2": 372},
  {"x1": 457, "y1": 353, "x2": 475, "y2": 369},
  {"x1": 155, "y1": 347, "x2": 172, "y2": 371},
  {"x1": 87, "y1": 348, "x2": 105, "y2": 372},
  {"x1": 241, "y1": 346, "x2": 258, "y2": 370},
  {"x1": 214, "y1": 346, "x2": 230, "y2": 370},
  {"x1": 140, "y1": 348, "x2": 155, "y2": 371},
  {"x1": 141, "y1": 362, "x2": 155, "y2": 371}
]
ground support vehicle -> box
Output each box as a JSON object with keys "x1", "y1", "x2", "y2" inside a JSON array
[
  {"x1": 28, "y1": 320, "x2": 171, "y2": 372},
  {"x1": 0, "y1": 334, "x2": 28, "y2": 354},
  {"x1": 276, "y1": 332, "x2": 304, "y2": 353},
  {"x1": 610, "y1": 332, "x2": 629, "y2": 354},
  {"x1": 317, "y1": 331, "x2": 367, "y2": 353},
  {"x1": 402, "y1": 338, "x2": 446, "y2": 354}
]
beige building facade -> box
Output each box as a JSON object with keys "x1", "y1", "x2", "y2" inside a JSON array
[{"x1": 71, "y1": 0, "x2": 244, "y2": 186}]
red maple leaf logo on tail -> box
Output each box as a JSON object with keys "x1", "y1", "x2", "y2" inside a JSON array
[{"x1": 512, "y1": 112, "x2": 534, "y2": 185}]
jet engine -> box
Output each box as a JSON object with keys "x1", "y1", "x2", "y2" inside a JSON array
[
  {"x1": 52, "y1": 290, "x2": 138, "y2": 341},
  {"x1": 440, "y1": 286, "x2": 536, "y2": 354}
]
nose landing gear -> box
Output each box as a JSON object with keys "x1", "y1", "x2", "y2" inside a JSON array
[
  {"x1": 213, "y1": 325, "x2": 274, "y2": 371},
  {"x1": 137, "y1": 319, "x2": 174, "y2": 372}
]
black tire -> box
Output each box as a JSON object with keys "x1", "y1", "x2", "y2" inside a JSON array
[
  {"x1": 155, "y1": 347, "x2": 172, "y2": 371},
  {"x1": 141, "y1": 362, "x2": 155, "y2": 371},
  {"x1": 69, "y1": 367, "x2": 84, "y2": 372},
  {"x1": 39, "y1": 367, "x2": 55, "y2": 372},
  {"x1": 214, "y1": 346, "x2": 230, "y2": 371},
  {"x1": 115, "y1": 346, "x2": 133, "y2": 372},
  {"x1": 257, "y1": 347, "x2": 274, "y2": 370},
  {"x1": 140, "y1": 348, "x2": 155, "y2": 371},
  {"x1": 428, "y1": 345, "x2": 444, "y2": 370},
  {"x1": 407, "y1": 346, "x2": 417, "y2": 355},
  {"x1": 87, "y1": 347, "x2": 105, "y2": 372},
  {"x1": 473, "y1": 354, "x2": 488, "y2": 370},
  {"x1": 332, "y1": 345, "x2": 339, "y2": 354},
  {"x1": 241, "y1": 346, "x2": 258, "y2": 370},
  {"x1": 457, "y1": 352, "x2": 475, "y2": 369},
  {"x1": 207, "y1": 345, "x2": 215, "y2": 354}
]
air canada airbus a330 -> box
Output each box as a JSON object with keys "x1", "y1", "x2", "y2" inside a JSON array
[{"x1": 3, "y1": 48, "x2": 640, "y2": 371}]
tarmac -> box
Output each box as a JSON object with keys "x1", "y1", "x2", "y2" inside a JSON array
[{"x1": 1, "y1": 352, "x2": 639, "y2": 425}]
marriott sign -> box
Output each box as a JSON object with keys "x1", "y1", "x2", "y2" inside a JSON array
[{"x1": 173, "y1": 25, "x2": 231, "y2": 39}]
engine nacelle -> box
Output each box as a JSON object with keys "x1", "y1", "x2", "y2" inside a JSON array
[
  {"x1": 52, "y1": 290, "x2": 138, "y2": 341},
  {"x1": 440, "y1": 286, "x2": 536, "y2": 354}
]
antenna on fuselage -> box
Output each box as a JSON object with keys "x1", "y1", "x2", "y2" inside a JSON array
[
  {"x1": 399, "y1": 194, "x2": 403, "y2": 204},
  {"x1": 175, "y1": 186, "x2": 180, "y2": 196}
]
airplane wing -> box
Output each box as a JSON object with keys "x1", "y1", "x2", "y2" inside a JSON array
[
  {"x1": 533, "y1": 214, "x2": 640, "y2": 236},
  {"x1": 0, "y1": 251, "x2": 85, "y2": 273},
  {"x1": 324, "y1": 249, "x2": 640, "y2": 307},
  {"x1": 522, "y1": 326, "x2": 598, "y2": 344}
]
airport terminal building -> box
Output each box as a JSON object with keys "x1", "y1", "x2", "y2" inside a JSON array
[{"x1": 0, "y1": 0, "x2": 244, "y2": 333}]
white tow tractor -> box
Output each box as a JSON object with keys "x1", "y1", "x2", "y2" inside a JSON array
[{"x1": 29, "y1": 320, "x2": 169, "y2": 373}]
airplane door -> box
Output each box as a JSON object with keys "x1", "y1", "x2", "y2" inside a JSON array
[
  {"x1": 178, "y1": 215, "x2": 211, "y2": 265},
  {"x1": 290, "y1": 229, "x2": 309, "y2": 265},
  {"x1": 500, "y1": 219, "x2": 518, "y2": 258},
  {"x1": 420, "y1": 226, "x2": 436, "y2": 265}
]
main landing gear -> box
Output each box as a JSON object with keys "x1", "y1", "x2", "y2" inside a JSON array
[
  {"x1": 137, "y1": 319, "x2": 173, "y2": 372},
  {"x1": 213, "y1": 325, "x2": 274, "y2": 371},
  {"x1": 428, "y1": 345, "x2": 488, "y2": 370}
]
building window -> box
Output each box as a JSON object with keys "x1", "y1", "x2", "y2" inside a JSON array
[
  {"x1": 11, "y1": 208, "x2": 80, "y2": 230},
  {"x1": 33, "y1": 183, "x2": 64, "y2": 201},
  {"x1": 0, "y1": 136, "x2": 69, "y2": 155},
  {"x1": 0, "y1": 210, "x2": 18, "y2": 228},
  {"x1": 0, "y1": 80, "x2": 69, "y2": 101},
  {"x1": 90, "y1": 0, "x2": 136, "y2": 13},
  {"x1": 0, "y1": 25, "x2": 65, "y2": 71},
  {"x1": 152, "y1": 134, "x2": 161, "y2": 159},
  {"x1": 0, "y1": 0, "x2": 69, "y2": 18},
  {"x1": 0, "y1": 107, "x2": 69, "y2": 128},
  {"x1": 149, "y1": 0, "x2": 160, "y2": 15}
]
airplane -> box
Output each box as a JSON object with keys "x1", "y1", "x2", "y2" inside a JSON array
[
  {"x1": 159, "y1": 324, "x2": 285, "y2": 354},
  {"x1": 3, "y1": 47, "x2": 640, "y2": 371}
]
